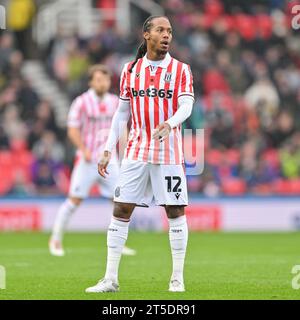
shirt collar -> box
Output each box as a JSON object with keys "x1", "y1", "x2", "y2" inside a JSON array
[{"x1": 141, "y1": 52, "x2": 172, "y2": 70}]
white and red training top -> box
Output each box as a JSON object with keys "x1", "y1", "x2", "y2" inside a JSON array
[
  {"x1": 119, "y1": 52, "x2": 194, "y2": 165},
  {"x1": 67, "y1": 88, "x2": 119, "y2": 163}
]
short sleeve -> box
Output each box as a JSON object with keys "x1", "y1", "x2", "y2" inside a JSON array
[
  {"x1": 178, "y1": 63, "x2": 194, "y2": 100},
  {"x1": 119, "y1": 63, "x2": 130, "y2": 101},
  {"x1": 67, "y1": 97, "x2": 84, "y2": 128}
]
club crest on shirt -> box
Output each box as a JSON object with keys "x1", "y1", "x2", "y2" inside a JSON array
[
  {"x1": 115, "y1": 186, "x2": 121, "y2": 197},
  {"x1": 164, "y1": 72, "x2": 172, "y2": 82}
]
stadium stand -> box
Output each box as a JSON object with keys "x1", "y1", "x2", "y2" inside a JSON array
[{"x1": 1, "y1": 0, "x2": 300, "y2": 196}]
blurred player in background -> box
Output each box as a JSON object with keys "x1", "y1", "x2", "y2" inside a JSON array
[
  {"x1": 86, "y1": 16, "x2": 194, "y2": 293},
  {"x1": 49, "y1": 64, "x2": 136, "y2": 257}
]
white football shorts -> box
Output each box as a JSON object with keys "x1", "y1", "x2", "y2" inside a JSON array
[
  {"x1": 113, "y1": 159, "x2": 188, "y2": 206},
  {"x1": 69, "y1": 157, "x2": 119, "y2": 199}
]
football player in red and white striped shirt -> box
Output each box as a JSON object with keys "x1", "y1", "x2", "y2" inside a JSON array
[
  {"x1": 49, "y1": 65, "x2": 136, "y2": 257},
  {"x1": 86, "y1": 16, "x2": 194, "y2": 293}
]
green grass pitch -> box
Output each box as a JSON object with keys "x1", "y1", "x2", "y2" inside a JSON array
[{"x1": 0, "y1": 232, "x2": 300, "y2": 300}]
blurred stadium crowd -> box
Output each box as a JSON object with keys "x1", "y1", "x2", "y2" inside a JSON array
[{"x1": 1, "y1": 0, "x2": 300, "y2": 196}]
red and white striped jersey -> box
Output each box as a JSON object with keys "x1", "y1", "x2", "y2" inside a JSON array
[
  {"x1": 120, "y1": 53, "x2": 194, "y2": 164},
  {"x1": 67, "y1": 89, "x2": 119, "y2": 162}
]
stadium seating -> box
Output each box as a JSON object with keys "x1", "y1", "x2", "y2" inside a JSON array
[
  {"x1": 221, "y1": 178, "x2": 247, "y2": 195},
  {"x1": 1, "y1": 0, "x2": 300, "y2": 196}
]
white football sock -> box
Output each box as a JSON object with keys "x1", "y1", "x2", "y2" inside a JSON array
[
  {"x1": 168, "y1": 215, "x2": 188, "y2": 283},
  {"x1": 104, "y1": 217, "x2": 129, "y2": 283},
  {"x1": 51, "y1": 199, "x2": 78, "y2": 242}
]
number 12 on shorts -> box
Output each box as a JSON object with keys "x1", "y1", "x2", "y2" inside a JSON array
[{"x1": 165, "y1": 176, "x2": 182, "y2": 193}]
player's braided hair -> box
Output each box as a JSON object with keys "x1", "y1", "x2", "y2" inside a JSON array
[{"x1": 129, "y1": 15, "x2": 169, "y2": 73}]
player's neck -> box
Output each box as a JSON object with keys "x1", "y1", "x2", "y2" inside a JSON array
[
  {"x1": 91, "y1": 88, "x2": 105, "y2": 99},
  {"x1": 146, "y1": 51, "x2": 167, "y2": 61},
  {"x1": 96, "y1": 93, "x2": 105, "y2": 99}
]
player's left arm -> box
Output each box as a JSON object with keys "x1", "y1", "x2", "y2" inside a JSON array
[
  {"x1": 153, "y1": 64, "x2": 194, "y2": 141},
  {"x1": 152, "y1": 96, "x2": 194, "y2": 141}
]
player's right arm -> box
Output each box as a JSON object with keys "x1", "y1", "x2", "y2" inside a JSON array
[
  {"x1": 67, "y1": 96, "x2": 92, "y2": 162},
  {"x1": 98, "y1": 64, "x2": 131, "y2": 178},
  {"x1": 98, "y1": 99, "x2": 130, "y2": 177},
  {"x1": 68, "y1": 127, "x2": 92, "y2": 162}
]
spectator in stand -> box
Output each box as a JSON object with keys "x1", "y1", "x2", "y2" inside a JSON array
[
  {"x1": 2, "y1": 104, "x2": 28, "y2": 143},
  {"x1": 32, "y1": 130, "x2": 65, "y2": 164},
  {"x1": 7, "y1": 0, "x2": 36, "y2": 59},
  {"x1": 7, "y1": 169, "x2": 34, "y2": 196},
  {"x1": 265, "y1": 110, "x2": 295, "y2": 148},
  {"x1": 0, "y1": 33, "x2": 15, "y2": 73},
  {"x1": 211, "y1": 155, "x2": 239, "y2": 186},
  {"x1": 279, "y1": 142, "x2": 300, "y2": 179},
  {"x1": 32, "y1": 158, "x2": 60, "y2": 195},
  {"x1": 238, "y1": 140, "x2": 259, "y2": 187},
  {"x1": 17, "y1": 79, "x2": 40, "y2": 121},
  {"x1": 0, "y1": 126, "x2": 9, "y2": 150},
  {"x1": 244, "y1": 77, "x2": 280, "y2": 129},
  {"x1": 251, "y1": 158, "x2": 279, "y2": 189}
]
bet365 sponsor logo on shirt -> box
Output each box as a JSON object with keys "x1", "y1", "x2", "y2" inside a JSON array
[{"x1": 131, "y1": 88, "x2": 173, "y2": 98}]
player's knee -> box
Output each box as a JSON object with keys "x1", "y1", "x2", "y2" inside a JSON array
[
  {"x1": 69, "y1": 197, "x2": 83, "y2": 206},
  {"x1": 113, "y1": 202, "x2": 135, "y2": 219},
  {"x1": 165, "y1": 205, "x2": 185, "y2": 219}
]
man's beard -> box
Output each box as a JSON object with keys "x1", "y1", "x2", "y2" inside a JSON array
[
  {"x1": 94, "y1": 89, "x2": 105, "y2": 96},
  {"x1": 156, "y1": 49, "x2": 168, "y2": 58}
]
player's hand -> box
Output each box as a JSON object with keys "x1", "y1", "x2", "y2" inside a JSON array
[
  {"x1": 152, "y1": 122, "x2": 172, "y2": 142},
  {"x1": 83, "y1": 149, "x2": 92, "y2": 162},
  {"x1": 98, "y1": 151, "x2": 111, "y2": 178}
]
